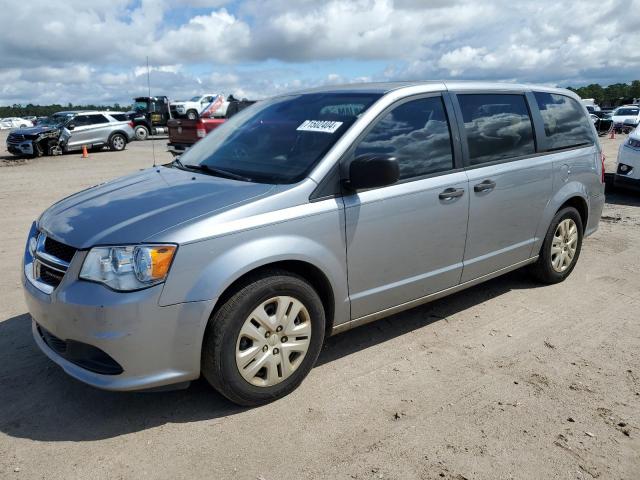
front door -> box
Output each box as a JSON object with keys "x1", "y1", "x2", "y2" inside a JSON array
[{"x1": 344, "y1": 95, "x2": 469, "y2": 320}]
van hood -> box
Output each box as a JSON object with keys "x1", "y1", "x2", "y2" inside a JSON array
[{"x1": 37, "y1": 166, "x2": 276, "y2": 249}]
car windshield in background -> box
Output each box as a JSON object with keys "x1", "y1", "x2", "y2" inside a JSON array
[
  {"x1": 189, "y1": 96, "x2": 202, "y2": 101},
  {"x1": 616, "y1": 108, "x2": 639, "y2": 116},
  {"x1": 177, "y1": 92, "x2": 382, "y2": 184}
]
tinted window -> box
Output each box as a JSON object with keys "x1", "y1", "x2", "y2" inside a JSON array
[
  {"x1": 534, "y1": 93, "x2": 594, "y2": 150},
  {"x1": 458, "y1": 94, "x2": 535, "y2": 165},
  {"x1": 110, "y1": 114, "x2": 128, "y2": 121},
  {"x1": 88, "y1": 114, "x2": 110, "y2": 125},
  {"x1": 179, "y1": 93, "x2": 381, "y2": 184},
  {"x1": 354, "y1": 97, "x2": 453, "y2": 180},
  {"x1": 69, "y1": 115, "x2": 91, "y2": 126}
]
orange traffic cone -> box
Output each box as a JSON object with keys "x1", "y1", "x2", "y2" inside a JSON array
[
  {"x1": 609, "y1": 129, "x2": 615, "y2": 140},
  {"x1": 82, "y1": 145, "x2": 88, "y2": 158}
]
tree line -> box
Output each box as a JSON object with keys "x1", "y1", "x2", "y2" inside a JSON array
[
  {"x1": 566, "y1": 80, "x2": 640, "y2": 107},
  {"x1": 0, "y1": 103, "x2": 130, "y2": 118}
]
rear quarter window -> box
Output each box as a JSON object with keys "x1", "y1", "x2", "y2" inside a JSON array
[
  {"x1": 110, "y1": 114, "x2": 129, "y2": 121},
  {"x1": 533, "y1": 92, "x2": 594, "y2": 150}
]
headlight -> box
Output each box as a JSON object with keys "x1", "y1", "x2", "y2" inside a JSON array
[{"x1": 80, "y1": 244, "x2": 176, "y2": 291}]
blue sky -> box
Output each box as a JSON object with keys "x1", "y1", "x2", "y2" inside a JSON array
[{"x1": 0, "y1": 0, "x2": 639, "y2": 105}]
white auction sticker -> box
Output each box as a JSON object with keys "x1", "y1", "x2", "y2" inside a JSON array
[{"x1": 296, "y1": 120, "x2": 343, "y2": 134}]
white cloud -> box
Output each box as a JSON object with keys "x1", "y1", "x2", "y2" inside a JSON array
[{"x1": 1, "y1": 0, "x2": 640, "y2": 106}]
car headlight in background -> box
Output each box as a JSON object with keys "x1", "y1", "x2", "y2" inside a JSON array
[{"x1": 80, "y1": 244, "x2": 177, "y2": 291}]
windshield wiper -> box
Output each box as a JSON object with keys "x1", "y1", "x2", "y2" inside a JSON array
[{"x1": 173, "y1": 159, "x2": 253, "y2": 182}]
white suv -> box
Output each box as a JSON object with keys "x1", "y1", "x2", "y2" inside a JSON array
[{"x1": 611, "y1": 105, "x2": 640, "y2": 131}]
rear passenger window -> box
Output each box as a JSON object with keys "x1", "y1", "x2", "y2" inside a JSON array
[
  {"x1": 88, "y1": 114, "x2": 110, "y2": 125},
  {"x1": 458, "y1": 94, "x2": 535, "y2": 165},
  {"x1": 533, "y1": 93, "x2": 594, "y2": 150},
  {"x1": 354, "y1": 96, "x2": 454, "y2": 180}
]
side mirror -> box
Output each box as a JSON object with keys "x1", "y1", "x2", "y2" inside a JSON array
[
  {"x1": 345, "y1": 154, "x2": 399, "y2": 190},
  {"x1": 67, "y1": 124, "x2": 75, "y2": 130}
]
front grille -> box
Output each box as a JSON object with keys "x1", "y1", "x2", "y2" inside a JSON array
[
  {"x1": 7, "y1": 134, "x2": 25, "y2": 145},
  {"x1": 37, "y1": 325, "x2": 124, "y2": 375},
  {"x1": 39, "y1": 264, "x2": 65, "y2": 287},
  {"x1": 43, "y1": 237, "x2": 76, "y2": 263}
]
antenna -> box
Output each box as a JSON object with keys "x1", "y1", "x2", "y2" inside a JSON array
[{"x1": 147, "y1": 56, "x2": 157, "y2": 168}]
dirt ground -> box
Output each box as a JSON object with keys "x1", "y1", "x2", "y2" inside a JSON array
[{"x1": 0, "y1": 131, "x2": 638, "y2": 480}]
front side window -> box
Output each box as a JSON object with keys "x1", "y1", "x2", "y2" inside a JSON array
[
  {"x1": 534, "y1": 92, "x2": 594, "y2": 150},
  {"x1": 458, "y1": 94, "x2": 535, "y2": 165},
  {"x1": 70, "y1": 115, "x2": 91, "y2": 127},
  {"x1": 179, "y1": 93, "x2": 382, "y2": 184},
  {"x1": 354, "y1": 97, "x2": 454, "y2": 180}
]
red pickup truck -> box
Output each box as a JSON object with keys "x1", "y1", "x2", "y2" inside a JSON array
[{"x1": 167, "y1": 97, "x2": 255, "y2": 156}]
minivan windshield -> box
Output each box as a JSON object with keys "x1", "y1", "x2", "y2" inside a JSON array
[{"x1": 176, "y1": 92, "x2": 382, "y2": 183}]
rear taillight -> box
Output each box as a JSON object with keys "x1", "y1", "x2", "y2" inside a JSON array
[
  {"x1": 196, "y1": 120, "x2": 206, "y2": 138},
  {"x1": 600, "y1": 152, "x2": 606, "y2": 183}
]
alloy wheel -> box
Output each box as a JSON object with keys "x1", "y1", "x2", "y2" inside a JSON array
[
  {"x1": 551, "y1": 218, "x2": 578, "y2": 272},
  {"x1": 112, "y1": 136, "x2": 125, "y2": 150}
]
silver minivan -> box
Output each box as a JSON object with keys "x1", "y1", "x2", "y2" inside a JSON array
[{"x1": 23, "y1": 82, "x2": 605, "y2": 405}]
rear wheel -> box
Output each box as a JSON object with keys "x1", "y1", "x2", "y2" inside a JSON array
[
  {"x1": 531, "y1": 207, "x2": 583, "y2": 284},
  {"x1": 134, "y1": 125, "x2": 149, "y2": 141},
  {"x1": 201, "y1": 271, "x2": 325, "y2": 406},
  {"x1": 109, "y1": 133, "x2": 126, "y2": 151}
]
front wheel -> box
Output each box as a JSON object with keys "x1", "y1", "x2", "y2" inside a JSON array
[
  {"x1": 109, "y1": 133, "x2": 126, "y2": 151},
  {"x1": 531, "y1": 207, "x2": 583, "y2": 284},
  {"x1": 186, "y1": 110, "x2": 198, "y2": 120},
  {"x1": 134, "y1": 125, "x2": 149, "y2": 141},
  {"x1": 201, "y1": 271, "x2": 325, "y2": 406}
]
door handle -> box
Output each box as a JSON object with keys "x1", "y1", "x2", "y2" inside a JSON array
[
  {"x1": 474, "y1": 179, "x2": 496, "y2": 193},
  {"x1": 439, "y1": 187, "x2": 465, "y2": 200}
]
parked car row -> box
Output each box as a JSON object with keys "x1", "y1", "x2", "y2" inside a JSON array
[{"x1": 1, "y1": 117, "x2": 34, "y2": 129}]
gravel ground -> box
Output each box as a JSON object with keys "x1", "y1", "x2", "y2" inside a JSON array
[{"x1": 0, "y1": 131, "x2": 638, "y2": 480}]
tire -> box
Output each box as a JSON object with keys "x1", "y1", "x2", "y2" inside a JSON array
[
  {"x1": 134, "y1": 125, "x2": 149, "y2": 141},
  {"x1": 201, "y1": 270, "x2": 325, "y2": 406},
  {"x1": 186, "y1": 110, "x2": 198, "y2": 120},
  {"x1": 531, "y1": 207, "x2": 583, "y2": 284},
  {"x1": 31, "y1": 141, "x2": 44, "y2": 158},
  {"x1": 109, "y1": 133, "x2": 126, "y2": 151},
  {"x1": 20, "y1": 124, "x2": 27, "y2": 128}
]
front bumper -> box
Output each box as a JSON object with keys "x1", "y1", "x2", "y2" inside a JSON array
[
  {"x1": 614, "y1": 143, "x2": 640, "y2": 191},
  {"x1": 167, "y1": 142, "x2": 191, "y2": 156},
  {"x1": 23, "y1": 253, "x2": 215, "y2": 391},
  {"x1": 614, "y1": 174, "x2": 640, "y2": 191},
  {"x1": 6, "y1": 140, "x2": 33, "y2": 156}
]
